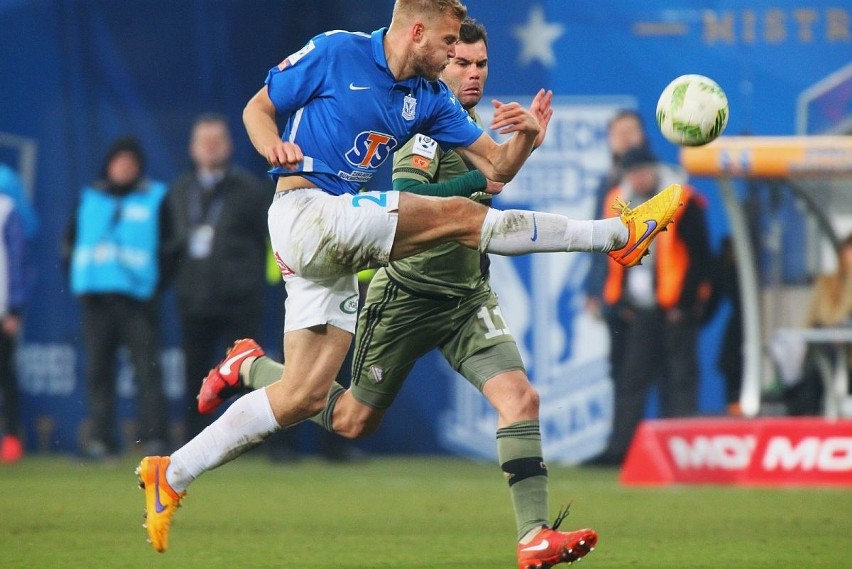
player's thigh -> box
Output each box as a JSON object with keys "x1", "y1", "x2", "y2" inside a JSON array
[
  {"x1": 268, "y1": 189, "x2": 400, "y2": 279},
  {"x1": 283, "y1": 273, "x2": 360, "y2": 334},
  {"x1": 392, "y1": 192, "x2": 487, "y2": 259},
  {"x1": 441, "y1": 290, "x2": 526, "y2": 392},
  {"x1": 350, "y1": 274, "x2": 454, "y2": 409}
]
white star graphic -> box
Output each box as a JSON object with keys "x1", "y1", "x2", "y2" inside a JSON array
[{"x1": 513, "y1": 5, "x2": 565, "y2": 68}]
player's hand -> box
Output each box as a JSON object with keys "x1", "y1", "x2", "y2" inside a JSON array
[
  {"x1": 264, "y1": 141, "x2": 304, "y2": 170},
  {"x1": 490, "y1": 100, "x2": 541, "y2": 138},
  {"x1": 529, "y1": 88, "x2": 554, "y2": 150},
  {"x1": 484, "y1": 178, "x2": 505, "y2": 195}
]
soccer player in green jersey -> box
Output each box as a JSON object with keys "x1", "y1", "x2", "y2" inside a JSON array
[{"x1": 197, "y1": 19, "x2": 599, "y2": 569}]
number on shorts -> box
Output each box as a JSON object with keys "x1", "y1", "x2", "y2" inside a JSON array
[
  {"x1": 352, "y1": 193, "x2": 388, "y2": 208},
  {"x1": 477, "y1": 306, "x2": 510, "y2": 339}
]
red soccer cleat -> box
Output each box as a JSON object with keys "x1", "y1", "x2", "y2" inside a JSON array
[
  {"x1": 196, "y1": 338, "x2": 264, "y2": 414},
  {"x1": 517, "y1": 506, "x2": 598, "y2": 569}
]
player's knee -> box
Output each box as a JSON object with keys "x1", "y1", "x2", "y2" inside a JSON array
[{"x1": 497, "y1": 383, "x2": 540, "y2": 421}]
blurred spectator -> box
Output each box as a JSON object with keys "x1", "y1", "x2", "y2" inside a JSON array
[
  {"x1": 64, "y1": 137, "x2": 172, "y2": 460},
  {"x1": 782, "y1": 233, "x2": 852, "y2": 415},
  {"x1": 584, "y1": 110, "x2": 650, "y2": 387},
  {"x1": 0, "y1": 162, "x2": 39, "y2": 240},
  {"x1": 588, "y1": 146, "x2": 713, "y2": 466},
  {"x1": 713, "y1": 237, "x2": 744, "y2": 416},
  {"x1": 0, "y1": 192, "x2": 30, "y2": 464},
  {"x1": 167, "y1": 113, "x2": 270, "y2": 441}
]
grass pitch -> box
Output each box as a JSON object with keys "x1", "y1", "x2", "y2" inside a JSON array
[{"x1": 1, "y1": 455, "x2": 850, "y2": 568}]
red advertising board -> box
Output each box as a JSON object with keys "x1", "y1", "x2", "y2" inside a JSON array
[{"x1": 621, "y1": 418, "x2": 852, "y2": 486}]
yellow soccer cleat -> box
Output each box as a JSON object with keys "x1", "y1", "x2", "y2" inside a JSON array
[
  {"x1": 136, "y1": 456, "x2": 185, "y2": 553},
  {"x1": 608, "y1": 183, "x2": 684, "y2": 268}
]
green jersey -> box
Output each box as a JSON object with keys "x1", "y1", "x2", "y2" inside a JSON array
[{"x1": 388, "y1": 112, "x2": 490, "y2": 296}]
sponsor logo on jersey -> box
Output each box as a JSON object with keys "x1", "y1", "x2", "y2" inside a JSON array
[
  {"x1": 402, "y1": 94, "x2": 417, "y2": 120},
  {"x1": 339, "y1": 294, "x2": 359, "y2": 314},
  {"x1": 345, "y1": 130, "x2": 399, "y2": 169}
]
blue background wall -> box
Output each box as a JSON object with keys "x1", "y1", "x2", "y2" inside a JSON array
[{"x1": 1, "y1": 1, "x2": 849, "y2": 457}]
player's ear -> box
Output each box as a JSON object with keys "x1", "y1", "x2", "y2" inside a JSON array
[{"x1": 411, "y1": 21, "x2": 425, "y2": 43}]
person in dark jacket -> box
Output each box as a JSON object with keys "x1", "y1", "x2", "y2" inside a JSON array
[
  {"x1": 589, "y1": 146, "x2": 713, "y2": 466},
  {"x1": 64, "y1": 137, "x2": 172, "y2": 459},
  {"x1": 167, "y1": 114, "x2": 271, "y2": 440}
]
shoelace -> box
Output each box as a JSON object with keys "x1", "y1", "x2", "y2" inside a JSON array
[
  {"x1": 551, "y1": 502, "x2": 573, "y2": 531},
  {"x1": 611, "y1": 196, "x2": 633, "y2": 216}
]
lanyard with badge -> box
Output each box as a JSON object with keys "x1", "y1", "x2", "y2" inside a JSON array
[{"x1": 188, "y1": 176, "x2": 225, "y2": 259}]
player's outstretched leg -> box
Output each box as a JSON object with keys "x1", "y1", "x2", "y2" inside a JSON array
[
  {"x1": 136, "y1": 456, "x2": 186, "y2": 553},
  {"x1": 516, "y1": 506, "x2": 598, "y2": 569},
  {"x1": 197, "y1": 338, "x2": 265, "y2": 414},
  {"x1": 607, "y1": 183, "x2": 683, "y2": 267},
  {"x1": 476, "y1": 183, "x2": 683, "y2": 265}
]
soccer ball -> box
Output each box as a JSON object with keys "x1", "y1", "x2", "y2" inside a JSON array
[{"x1": 656, "y1": 74, "x2": 729, "y2": 146}]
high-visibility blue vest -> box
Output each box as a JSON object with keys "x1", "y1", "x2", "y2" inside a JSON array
[{"x1": 71, "y1": 181, "x2": 167, "y2": 300}]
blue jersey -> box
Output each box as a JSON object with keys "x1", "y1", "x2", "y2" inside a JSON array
[{"x1": 265, "y1": 28, "x2": 483, "y2": 196}]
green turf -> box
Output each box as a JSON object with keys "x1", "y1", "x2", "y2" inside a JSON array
[{"x1": 1, "y1": 455, "x2": 850, "y2": 568}]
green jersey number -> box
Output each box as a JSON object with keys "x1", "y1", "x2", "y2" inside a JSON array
[{"x1": 477, "y1": 305, "x2": 510, "y2": 339}]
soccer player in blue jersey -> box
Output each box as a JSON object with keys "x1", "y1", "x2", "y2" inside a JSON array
[{"x1": 137, "y1": 0, "x2": 683, "y2": 559}]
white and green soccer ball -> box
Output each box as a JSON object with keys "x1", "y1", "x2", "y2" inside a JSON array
[{"x1": 656, "y1": 74, "x2": 729, "y2": 146}]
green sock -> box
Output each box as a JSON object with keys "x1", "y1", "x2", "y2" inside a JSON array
[
  {"x1": 497, "y1": 420, "x2": 549, "y2": 541},
  {"x1": 246, "y1": 356, "x2": 345, "y2": 434},
  {"x1": 245, "y1": 356, "x2": 282, "y2": 389}
]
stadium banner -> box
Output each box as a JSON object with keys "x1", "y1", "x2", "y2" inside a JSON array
[{"x1": 621, "y1": 418, "x2": 852, "y2": 486}]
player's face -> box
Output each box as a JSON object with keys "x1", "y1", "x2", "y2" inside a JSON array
[
  {"x1": 107, "y1": 151, "x2": 141, "y2": 186},
  {"x1": 440, "y1": 39, "x2": 488, "y2": 110},
  {"x1": 608, "y1": 116, "x2": 646, "y2": 158},
  {"x1": 625, "y1": 164, "x2": 658, "y2": 196},
  {"x1": 190, "y1": 121, "x2": 232, "y2": 171},
  {"x1": 411, "y1": 14, "x2": 460, "y2": 81}
]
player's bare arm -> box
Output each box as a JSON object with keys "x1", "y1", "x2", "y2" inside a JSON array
[
  {"x1": 243, "y1": 86, "x2": 304, "y2": 170},
  {"x1": 457, "y1": 102, "x2": 539, "y2": 182}
]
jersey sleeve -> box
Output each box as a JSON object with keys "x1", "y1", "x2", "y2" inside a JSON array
[
  {"x1": 422, "y1": 85, "x2": 483, "y2": 149},
  {"x1": 392, "y1": 134, "x2": 442, "y2": 184},
  {"x1": 264, "y1": 33, "x2": 330, "y2": 116}
]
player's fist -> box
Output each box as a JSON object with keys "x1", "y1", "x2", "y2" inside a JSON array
[{"x1": 265, "y1": 141, "x2": 304, "y2": 170}]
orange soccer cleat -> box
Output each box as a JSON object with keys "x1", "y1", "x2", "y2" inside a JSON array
[
  {"x1": 517, "y1": 506, "x2": 598, "y2": 569},
  {"x1": 196, "y1": 338, "x2": 264, "y2": 414},
  {"x1": 136, "y1": 456, "x2": 186, "y2": 553},
  {"x1": 608, "y1": 183, "x2": 684, "y2": 268}
]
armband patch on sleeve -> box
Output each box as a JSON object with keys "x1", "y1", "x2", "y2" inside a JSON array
[
  {"x1": 411, "y1": 155, "x2": 431, "y2": 170},
  {"x1": 412, "y1": 134, "x2": 438, "y2": 160},
  {"x1": 279, "y1": 40, "x2": 315, "y2": 69}
]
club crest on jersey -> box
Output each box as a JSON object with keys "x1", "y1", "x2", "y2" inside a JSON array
[
  {"x1": 402, "y1": 94, "x2": 417, "y2": 121},
  {"x1": 345, "y1": 130, "x2": 399, "y2": 169}
]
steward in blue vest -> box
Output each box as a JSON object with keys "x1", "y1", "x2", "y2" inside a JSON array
[{"x1": 62, "y1": 136, "x2": 173, "y2": 460}]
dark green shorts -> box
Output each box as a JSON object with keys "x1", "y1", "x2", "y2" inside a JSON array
[{"x1": 350, "y1": 270, "x2": 525, "y2": 409}]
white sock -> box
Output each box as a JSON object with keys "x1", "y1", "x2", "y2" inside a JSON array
[
  {"x1": 166, "y1": 389, "x2": 279, "y2": 492},
  {"x1": 479, "y1": 209, "x2": 627, "y2": 255}
]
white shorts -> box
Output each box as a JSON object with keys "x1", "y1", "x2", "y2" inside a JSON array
[{"x1": 268, "y1": 188, "x2": 400, "y2": 333}]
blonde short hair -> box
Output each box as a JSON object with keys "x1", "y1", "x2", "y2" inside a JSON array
[{"x1": 392, "y1": 0, "x2": 467, "y2": 24}]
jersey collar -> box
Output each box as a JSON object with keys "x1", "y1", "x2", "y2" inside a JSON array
[{"x1": 371, "y1": 27, "x2": 422, "y2": 91}]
